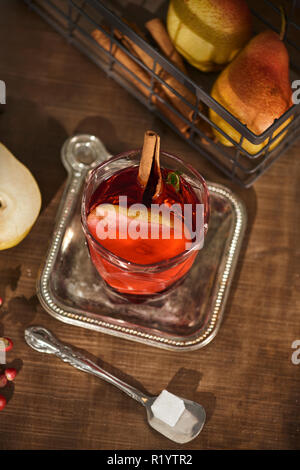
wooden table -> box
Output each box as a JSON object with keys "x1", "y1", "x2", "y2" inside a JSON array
[{"x1": 0, "y1": 0, "x2": 299, "y2": 450}]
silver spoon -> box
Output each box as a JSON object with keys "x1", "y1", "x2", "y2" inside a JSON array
[{"x1": 24, "y1": 326, "x2": 206, "y2": 444}]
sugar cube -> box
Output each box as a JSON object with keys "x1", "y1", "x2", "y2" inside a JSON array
[{"x1": 151, "y1": 390, "x2": 185, "y2": 427}]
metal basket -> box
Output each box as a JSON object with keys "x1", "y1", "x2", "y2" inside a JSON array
[{"x1": 23, "y1": 0, "x2": 300, "y2": 187}]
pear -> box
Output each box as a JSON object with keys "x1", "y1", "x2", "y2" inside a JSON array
[
  {"x1": 87, "y1": 203, "x2": 187, "y2": 265},
  {"x1": 0, "y1": 143, "x2": 41, "y2": 250},
  {"x1": 167, "y1": 0, "x2": 252, "y2": 72},
  {"x1": 209, "y1": 30, "x2": 293, "y2": 155},
  {"x1": 88, "y1": 203, "x2": 180, "y2": 238}
]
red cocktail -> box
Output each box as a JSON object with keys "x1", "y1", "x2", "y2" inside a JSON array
[{"x1": 81, "y1": 149, "x2": 209, "y2": 297}]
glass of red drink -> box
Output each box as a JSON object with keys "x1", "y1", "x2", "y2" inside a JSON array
[{"x1": 81, "y1": 149, "x2": 209, "y2": 298}]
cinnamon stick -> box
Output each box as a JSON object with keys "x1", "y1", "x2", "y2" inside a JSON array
[
  {"x1": 92, "y1": 29, "x2": 151, "y2": 98},
  {"x1": 154, "y1": 92, "x2": 191, "y2": 137},
  {"x1": 153, "y1": 132, "x2": 162, "y2": 199},
  {"x1": 138, "y1": 130, "x2": 163, "y2": 199},
  {"x1": 113, "y1": 27, "x2": 200, "y2": 125},
  {"x1": 145, "y1": 18, "x2": 187, "y2": 74},
  {"x1": 114, "y1": 28, "x2": 162, "y2": 76},
  {"x1": 158, "y1": 74, "x2": 199, "y2": 123},
  {"x1": 92, "y1": 29, "x2": 192, "y2": 136},
  {"x1": 144, "y1": 19, "x2": 202, "y2": 121},
  {"x1": 138, "y1": 130, "x2": 158, "y2": 189}
]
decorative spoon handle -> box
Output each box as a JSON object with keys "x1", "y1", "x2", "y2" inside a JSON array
[{"x1": 25, "y1": 326, "x2": 149, "y2": 405}]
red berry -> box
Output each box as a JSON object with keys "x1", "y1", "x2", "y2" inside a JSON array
[
  {"x1": 0, "y1": 395, "x2": 6, "y2": 411},
  {"x1": 0, "y1": 337, "x2": 13, "y2": 352},
  {"x1": 0, "y1": 297, "x2": 2, "y2": 307},
  {"x1": 0, "y1": 374, "x2": 7, "y2": 388},
  {"x1": 5, "y1": 368, "x2": 17, "y2": 381}
]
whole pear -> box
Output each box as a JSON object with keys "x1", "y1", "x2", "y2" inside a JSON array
[
  {"x1": 167, "y1": 0, "x2": 252, "y2": 72},
  {"x1": 209, "y1": 30, "x2": 293, "y2": 154}
]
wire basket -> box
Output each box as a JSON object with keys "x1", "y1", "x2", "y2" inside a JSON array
[{"x1": 23, "y1": 0, "x2": 300, "y2": 187}]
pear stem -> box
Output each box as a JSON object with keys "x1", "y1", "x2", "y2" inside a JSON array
[{"x1": 279, "y1": 5, "x2": 287, "y2": 41}]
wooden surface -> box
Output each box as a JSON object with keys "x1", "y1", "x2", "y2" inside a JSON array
[{"x1": 0, "y1": 0, "x2": 299, "y2": 450}]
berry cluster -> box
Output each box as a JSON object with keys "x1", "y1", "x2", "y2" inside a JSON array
[{"x1": 0, "y1": 336, "x2": 17, "y2": 411}]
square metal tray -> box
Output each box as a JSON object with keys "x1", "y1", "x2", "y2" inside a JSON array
[{"x1": 37, "y1": 135, "x2": 247, "y2": 351}]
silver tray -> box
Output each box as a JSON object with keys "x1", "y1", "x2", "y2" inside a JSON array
[{"x1": 37, "y1": 135, "x2": 247, "y2": 351}]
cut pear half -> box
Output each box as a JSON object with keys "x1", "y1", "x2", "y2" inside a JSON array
[
  {"x1": 87, "y1": 202, "x2": 188, "y2": 244},
  {"x1": 0, "y1": 143, "x2": 41, "y2": 250},
  {"x1": 87, "y1": 203, "x2": 191, "y2": 264},
  {"x1": 95, "y1": 203, "x2": 178, "y2": 229}
]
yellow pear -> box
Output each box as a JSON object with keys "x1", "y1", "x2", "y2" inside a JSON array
[
  {"x1": 209, "y1": 30, "x2": 293, "y2": 155},
  {"x1": 0, "y1": 143, "x2": 41, "y2": 250},
  {"x1": 167, "y1": 0, "x2": 252, "y2": 72}
]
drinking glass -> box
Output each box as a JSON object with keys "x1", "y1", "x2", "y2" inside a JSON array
[{"x1": 81, "y1": 149, "x2": 209, "y2": 297}]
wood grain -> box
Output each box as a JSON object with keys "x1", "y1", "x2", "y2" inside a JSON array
[{"x1": 0, "y1": 0, "x2": 299, "y2": 450}]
